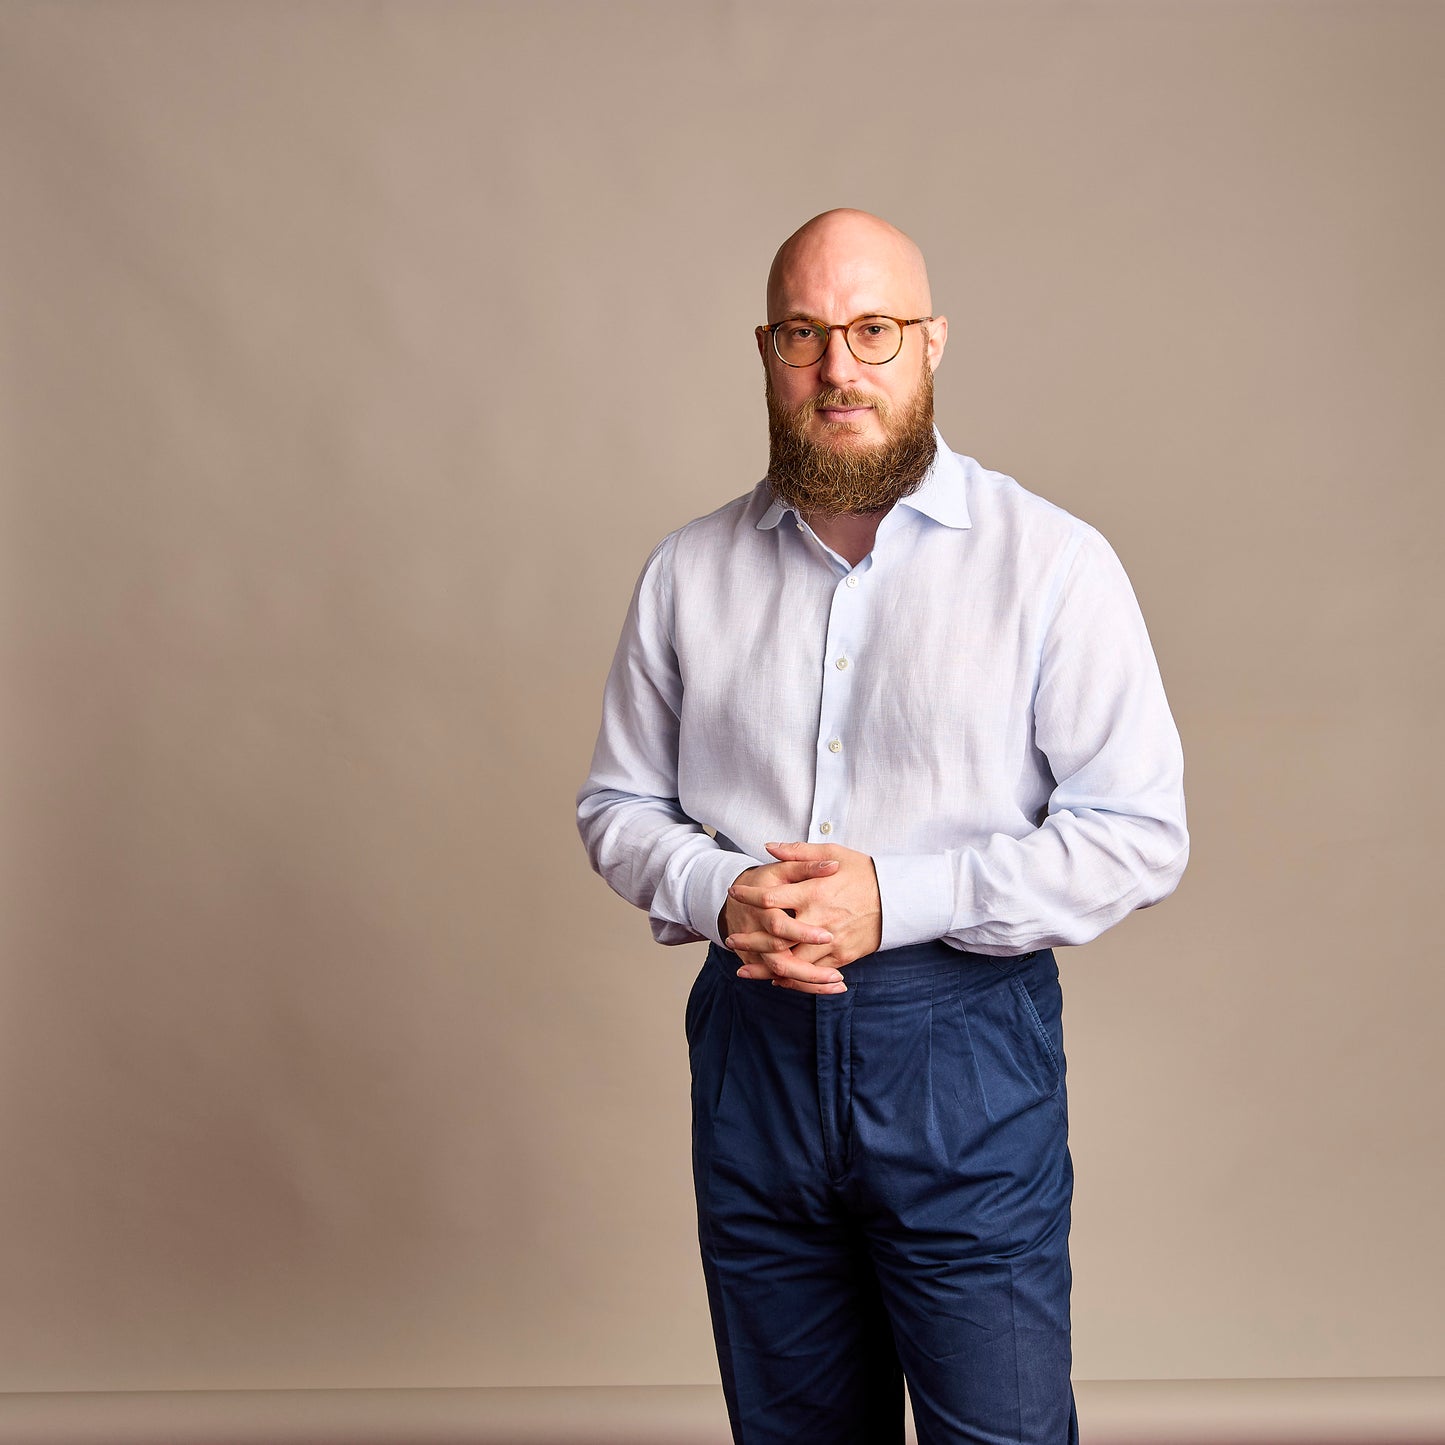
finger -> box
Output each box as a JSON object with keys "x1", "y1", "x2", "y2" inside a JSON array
[
  {"x1": 743, "y1": 858, "x2": 839, "y2": 888},
  {"x1": 732, "y1": 949, "x2": 778, "y2": 979},
  {"x1": 766, "y1": 858, "x2": 840, "y2": 882},
  {"x1": 787, "y1": 940, "x2": 843, "y2": 969},
  {"x1": 732, "y1": 945, "x2": 796, "y2": 979},
  {"x1": 762, "y1": 853, "x2": 840, "y2": 877},
  {"x1": 765, "y1": 842, "x2": 839, "y2": 863},
  {"x1": 759, "y1": 951, "x2": 845, "y2": 986},
  {"x1": 727, "y1": 932, "x2": 821, "y2": 957},
  {"x1": 734, "y1": 950, "x2": 844, "y2": 987},
  {"x1": 735, "y1": 960, "x2": 776, "y2": 980},
  {"x1": 728, "y1": 880, "x2": 816, "y2": 912},
  {"x1": 725, "y1": 923, "x2": 833, "y2": 953},
  {"x1": 773, "y1": 976, "x2": 847, "y2": 995}
]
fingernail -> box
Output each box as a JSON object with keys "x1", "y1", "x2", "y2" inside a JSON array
[{"x1": 724, "y1": 936, "x2": 735, "y2": 948}]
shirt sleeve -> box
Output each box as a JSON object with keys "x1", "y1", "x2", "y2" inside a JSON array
[
  {"x1": 871, "y1": 525, "x2": 1189, "y2": 954},
  {"x1": 577, "y1": 535, "x2": 765, "y2": 946}
]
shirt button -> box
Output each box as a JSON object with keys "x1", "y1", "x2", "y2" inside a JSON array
[
  {"x1": 846, "y1": 575, "x2": 859, "y2": 588},
  {"x1": 818, "y1": 821, "x2": 833, "y2": 835},
  {"x1": 835, "y1": 656, "x2": 849, "y2": 670},
  {"x1": 796, "y1": 522, "x2": 805, "y2": 532},
  {"x1": 828, "y1": 739, "x2": 842, "y2": 753}
]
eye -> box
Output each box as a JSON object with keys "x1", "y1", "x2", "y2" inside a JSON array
[{"x1": 784, "y1": 324, "x2": 819, "y2": 342}]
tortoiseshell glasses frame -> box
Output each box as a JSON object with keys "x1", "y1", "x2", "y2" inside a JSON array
[{"x1": 756, "y1": 314, "x2": 934, "y2": 367}]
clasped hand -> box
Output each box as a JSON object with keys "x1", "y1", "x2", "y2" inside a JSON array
[{"x1": 720, "y1": 842, "x2": 882, "y2": 995}]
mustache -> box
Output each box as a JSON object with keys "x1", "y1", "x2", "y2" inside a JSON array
[{"x1": 795, "y1": 388, "x2": 886, "y2": 421}]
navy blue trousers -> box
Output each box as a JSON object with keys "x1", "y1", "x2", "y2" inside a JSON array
[{"x1": 688, "y1": 941, "x2": 1078, "y2": 1445}]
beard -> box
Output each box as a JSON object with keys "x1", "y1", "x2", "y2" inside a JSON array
[{"x1": 765, "y1": 354, "x2": 937, "y2": 518}]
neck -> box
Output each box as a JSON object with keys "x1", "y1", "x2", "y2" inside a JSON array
[{"x1": 804, "y1": 506, "x2": 890, "y2": 568}]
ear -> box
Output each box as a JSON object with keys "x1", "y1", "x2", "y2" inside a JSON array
[
  {"x1": 756, "y1": 326, "x2": 770, "y2": 363},
  {"x1": 925, "y1": 315, "x2": 948, "y2": 373}
]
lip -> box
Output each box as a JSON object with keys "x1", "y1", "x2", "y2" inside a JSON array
[{"x1": 817, "y1": 406, "x2": 873, "y2": 422}]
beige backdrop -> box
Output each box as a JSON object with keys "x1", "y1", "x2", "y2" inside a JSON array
[{"x1": 1, "y1": 0, "x2": 1441, "y2": 1398}]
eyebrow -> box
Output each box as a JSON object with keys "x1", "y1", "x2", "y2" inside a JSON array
[{"x1": 778, "y1": 310, "x2": 890, "y2": 323}]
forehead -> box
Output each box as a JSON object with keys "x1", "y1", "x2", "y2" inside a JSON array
[{"x1": 767, "y1": 233, "x2": 926, "y2": 322}]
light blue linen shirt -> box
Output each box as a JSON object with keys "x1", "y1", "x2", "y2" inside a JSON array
[{"x1": 578, "y1": 434, "x2": 1188, "y2": 957}]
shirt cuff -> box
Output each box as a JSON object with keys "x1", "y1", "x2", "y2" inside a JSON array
[
  {"x1": 873, "y1": 853, "x2": 955, "y2": 951},
  {"x1": 683, "y1": 848, "x2": 765, "y2": 947}
]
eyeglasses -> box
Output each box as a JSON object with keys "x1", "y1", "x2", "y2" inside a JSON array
[{"x1": 757, "y1": 314, "x2": 933, "y2": 368}]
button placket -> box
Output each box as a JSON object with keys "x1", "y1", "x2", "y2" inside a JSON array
[{"x1": 812, "y1": 567, "x2": 865, "y2": 844}]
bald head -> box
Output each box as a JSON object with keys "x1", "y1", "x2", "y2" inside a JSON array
[{"x1": 766, "y1": 209, "x2": 933, "y2": 320}]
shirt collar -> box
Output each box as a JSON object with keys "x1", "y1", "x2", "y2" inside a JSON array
[{"x1": 756, "y1": 429, "x2": 972, "y2": 532}]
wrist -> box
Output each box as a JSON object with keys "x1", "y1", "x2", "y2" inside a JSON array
[{"x1": 718, "y1": 865, "x2": 759, "y2": 948}]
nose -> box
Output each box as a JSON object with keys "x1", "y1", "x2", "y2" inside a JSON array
[{"x1": 818, "y1": 326, "x2": 862, "y2": 389}]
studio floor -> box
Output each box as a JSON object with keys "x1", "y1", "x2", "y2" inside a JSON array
[{"x1": 0, "y1": 1378, "x2": 1442, "y2": 1444}]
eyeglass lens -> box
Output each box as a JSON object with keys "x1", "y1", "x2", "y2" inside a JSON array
[{"x1": 773, "y1": 317, "x2": 904, "y2": 366}]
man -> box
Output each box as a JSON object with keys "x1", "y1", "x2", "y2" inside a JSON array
[{"x1": 577, "y1": 209, "x2": 1187, "y2": 1444}]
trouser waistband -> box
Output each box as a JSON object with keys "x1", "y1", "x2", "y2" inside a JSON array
[{"x1": 707, "y1": 938, "x2": 1052, "y2": 991}]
